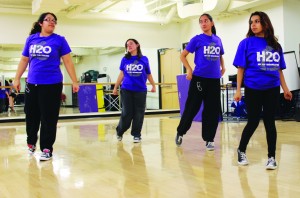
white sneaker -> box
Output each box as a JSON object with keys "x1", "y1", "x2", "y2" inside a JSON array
[
  {"x1": 40, "y1": 149, "x2": 52, "y2": 161},
  {"x1": 266, "y1": 157, "x2": 277, "y2": 170},
  {"x1": 206, "y1": 142, "x2": 215, "y2": 151},
  {"x1": 133, "y1": 137, "x2": 141, "y2": 143},
  {"x1": 28, "y1": 144, "x2": 36, "y2": 155}
]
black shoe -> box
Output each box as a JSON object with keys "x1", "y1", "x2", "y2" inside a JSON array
[
  {"x1": 237, "y1": 149, "x2": 249, "y2": 165},
  {"x1": 175, "y1": 134, "x2": 183, "y2": 146}
]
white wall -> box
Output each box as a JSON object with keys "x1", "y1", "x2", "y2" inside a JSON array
[
  {"x1": 283, "y1": 0, "x2": 300, "y2": 62},
  {"x1": 0, "y1": 13, "x2": 181, "y2": 48}
]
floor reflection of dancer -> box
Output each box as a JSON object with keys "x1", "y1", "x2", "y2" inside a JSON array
[
  {"x1": 117, "y1": 143, "x2": 150, "y2": 198},
  {"x1": 238, "y1": 168, "x2": 255, "y2": 198},
  {"x1": 28, "y1": 157, "x2": 60, "y2": 197},
  {"x1": 175, "y1": 147, "x2": 204, "y2": 197},
  {"x1": 202, "y1": 152, "x2": 223, "y2": 197}
]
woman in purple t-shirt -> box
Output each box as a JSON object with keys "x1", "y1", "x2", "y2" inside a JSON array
[
  {"x1": 175, "y1": 13, "x2": 225, "y2": 150},
  {"x1": 233, "y1": 11, "x2": 292, "y2": 170},
  {"x1": 13, "y1": 12, "x2": 79, "y2": 161},
  {"x1": 113, "y1": 39, "x2": 156, "y2": 143}
]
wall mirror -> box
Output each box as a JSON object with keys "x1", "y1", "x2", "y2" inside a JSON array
[{"x1": 0, "y1": 44, "x2": 181, "y2": 121}]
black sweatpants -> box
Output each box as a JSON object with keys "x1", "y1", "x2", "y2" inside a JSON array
[
  {"x1": 238, "y1": 86, "x2": 280, "y2": 158},
  {"x1": 116, "y1": 89, "x2": 147, "y2": 137},
  {"x1": 25, "y1": 83, "x2": 62, "y2": 152},
  {"x1": 177, "y1": 76, "x2": 221, "y2": 142}
]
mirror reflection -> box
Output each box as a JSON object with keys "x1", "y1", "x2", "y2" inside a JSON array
[{"x1": 0, "y1": 44, "x2": 180, "y2": 120}]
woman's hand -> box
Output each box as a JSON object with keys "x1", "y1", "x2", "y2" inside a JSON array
[
  {"x1": 113, "y1": 88, "x2": 119, "y2": 95},
  {"x1": 284, "y1": 90, "x2": 293, "y2": 101},
  {"x1": 234, "y1": 90, "x2": 242, "y2": 102},
  {"x1": 72, "y1": 82, "x2": 80, "y2": 93},
  {"x1": 186, "y1": 68, "x2": 193, "y2": 80}
]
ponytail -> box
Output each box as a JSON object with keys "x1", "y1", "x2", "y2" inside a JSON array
[{"x1": 29, "y1": 22, "x2": 41, "y2": 35}]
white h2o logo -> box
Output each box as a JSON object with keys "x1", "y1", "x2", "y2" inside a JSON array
[
  {"x1": 203, "y1": 46, "x2": 220, "y2": 54},
  {"x1": 126, "y1": 64, "x2": 143, "y2": 71},
  {"x1": 29, "y1": 45, "x2": 52, "y2": 54},
  {"x1": 257, "y1": 51, "x2": 280, "y2": 62}
]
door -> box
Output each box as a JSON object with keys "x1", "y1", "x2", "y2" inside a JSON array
[{"x1": 159, "y1": 48, "x2": 182, "y2": 109}]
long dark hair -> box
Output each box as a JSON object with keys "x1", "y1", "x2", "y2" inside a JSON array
[
  {"x1": 246, "y1": 11, "x2": 281, "y2": 51},
  {"x1": 199, "y1": 13, "x2": 217, "y2": 35},
  {"x1": 29, "y1": 12, "x2": 57, "y2": 35},
  {"x1": 124, "y1": 38, "x2": 143, "y2": 59}
]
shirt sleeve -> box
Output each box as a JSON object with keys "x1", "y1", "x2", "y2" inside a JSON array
[
  {"x1": 59, "y1": 36, "x2": 72, "y2": 57},
  {"x1": 185, "y1": 36, "x2": 197, "y2": 53},
  {"x1": 22, "y1": 36, "x2": 31, "y2": 57},
  {"x1": 119, "y1": 57, "x2": 125, "y2": 71},
  {"x1": 233, "y1": 39, "x2": 247, "y2": 68},
  {"x1": 279, "y1": 50, "x2": 287, "y2": 70},
  {"x1": 143, "y1": 56, "x2": 151, "y2": 74}
]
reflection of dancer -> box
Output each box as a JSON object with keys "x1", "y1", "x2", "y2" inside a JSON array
[
  {"x1": 113, "y1": 38, "x2": 156, "y2": 143},
  {"x1": 202, "y1": 152, "x2": 223, "y2": 196},
  {"x1": 268, "y1": 172, "x2": 279, "y2": 197},
  {"x1": 175, "y1": 147, "x2": 203, "y2": 196},
  {"x1": 117, "y1": 143, "x2": 150, "y2": 197},
  {"x1": 14, "y1": 12, "x2": 79, "y2": 161},
  {"x1": 238, "y1": 168, "x2": 255, "y2": 198},
  {"x1": 233, "y1": 11, "x2": 292, "y2": 169},
  {"x1": 28, "y1": 157, "x2": 60, "y2": 197},
  {"x1": 175, "y1": 13, "x2": 225, "y2": 150}
]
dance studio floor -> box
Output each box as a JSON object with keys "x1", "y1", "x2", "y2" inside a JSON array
[{"x1": 0, "y1": 114, "x2": 299, "y2": 197}]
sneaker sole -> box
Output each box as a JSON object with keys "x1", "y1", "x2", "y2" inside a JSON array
[
  {"x1": 117, "y1": 136, "x2": 122, "y2": 141},
  {"x1": 206, "y1": 147, "x2": 214, "y2": 151},
  {"x1": 133, "y1": 139, "x2": 141, "y2": 143},
  {"x1": 266, "y1": 166, "x2": 277, "y2": 170},
  {"x1": 238, "y1": 162, "x2": 249, "y2": 166},
  {"x1": 40, "y1": 157, "x2": 52, "y2": 161}
]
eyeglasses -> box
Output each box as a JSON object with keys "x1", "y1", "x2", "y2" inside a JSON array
[{"x1": 43, "y1": 18, "x2": 57, "y2": 24}]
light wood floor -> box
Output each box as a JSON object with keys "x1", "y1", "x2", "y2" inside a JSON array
[{"x1": 0, "y1": 114, "x2": 299, "y2": 198}]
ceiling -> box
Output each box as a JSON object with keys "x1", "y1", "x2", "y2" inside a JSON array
[
  {"x1": 0, "y1": 0, "x2": 276, "y2": 24},
  {"x1": 0, "y1": 0, "x2": 277, "y2": 71}
]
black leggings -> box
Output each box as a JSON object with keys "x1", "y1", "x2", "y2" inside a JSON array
[
  {"x1": 177, "y1": 76, "x2": 221, "y2": 142},
  {"x1": 238, "y1": 86, "x2": 280, "y2": 158}
]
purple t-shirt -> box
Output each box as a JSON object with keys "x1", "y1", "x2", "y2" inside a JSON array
[
  {"x1": 233, "y1": 36, "x2": 286, "y2": 90},
  {"x1": 185, "y1": 33, "x2": 224, "y2": 78},
  {"x1": 120, "y1": 55, "x2": 151, "y2": 92},
  {"x1": 22, "y1": 33, "x2": 71, "y2": 84}
]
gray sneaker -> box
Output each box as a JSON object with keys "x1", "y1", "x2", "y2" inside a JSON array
[
  {"x1": 175, "y1": 134, "x2": 183, "y2": 146},
  {"x1": 237, "y1": 149, "x2": 249, "y2": 165},
  {"x1": 206, "y1": 142, "x2": 214, "y2": 151},
  {"x1": 116, "y1": 133, "x2": 122, "y2": 141},
  {"x1": 266, "y1": 157, "x2": 277, "y2": 170},
  {"x1": 133, "y1": 136, "x2": 141, "y2": 143}
]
